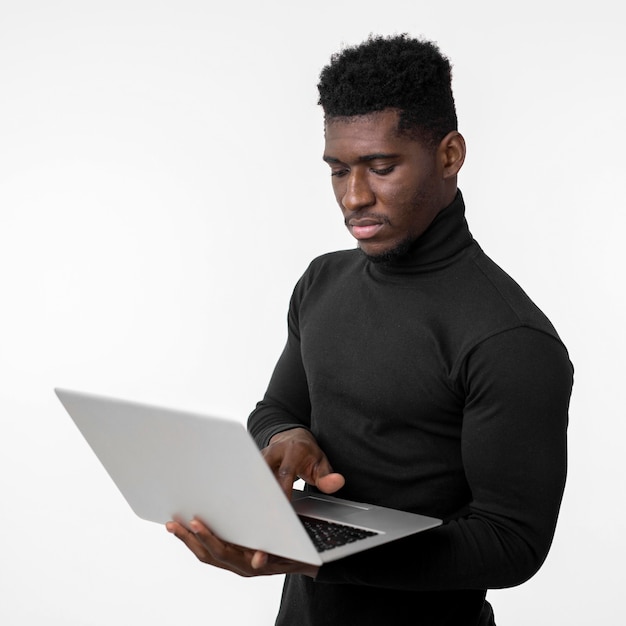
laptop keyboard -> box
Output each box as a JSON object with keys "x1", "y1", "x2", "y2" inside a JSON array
[{"x1": 299, "y1": 515, "x2": 378, "y2": 553}]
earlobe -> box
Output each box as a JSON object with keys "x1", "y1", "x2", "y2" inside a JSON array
[{"x1": 439, "y1": 131, "x2": 466, "y2": 178}]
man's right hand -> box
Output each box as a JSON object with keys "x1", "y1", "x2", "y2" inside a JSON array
[{"x1": 262, "y1": 428, "x2": 345, "y2": 499}]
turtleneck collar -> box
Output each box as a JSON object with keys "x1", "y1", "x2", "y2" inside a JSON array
[{"x1": 368, "y1": 189, "x2": 475, "y2": 276}]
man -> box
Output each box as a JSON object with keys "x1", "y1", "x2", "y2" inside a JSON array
[{"x1": 167, "y1": 34, "x2": 573, "y2": 625}]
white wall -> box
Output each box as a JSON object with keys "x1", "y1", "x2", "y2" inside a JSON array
[{"x1": 1, "y1": 1, "x2": 623, "y2": 624}]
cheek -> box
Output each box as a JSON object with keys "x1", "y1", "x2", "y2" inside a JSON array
[
  {"x1": 376, "y1": 183, "x2": 419, "y2": 217},
  {"x1": 376, "y1": 172, "x2": 425, "y2": 203},
  {"x1": 378, "y1": 179, "x2": 436, "y2": 229}
]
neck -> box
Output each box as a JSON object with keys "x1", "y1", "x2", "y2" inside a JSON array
[{"x1": 368, "y1": 189, "x2": 474, "y2": 274}]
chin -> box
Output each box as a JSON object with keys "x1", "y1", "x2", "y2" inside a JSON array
[{"x1": 359, "y1": 237, "x2": 415, "y2": 265}]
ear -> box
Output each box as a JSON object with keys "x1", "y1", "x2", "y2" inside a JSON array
[{"x1": 438, "y1": 131, "x2": 466, "y2": 179}]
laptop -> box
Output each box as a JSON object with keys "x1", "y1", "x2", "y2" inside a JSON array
[{"x1": 55, "y1": 388, "x2": 442, "y2": 566}]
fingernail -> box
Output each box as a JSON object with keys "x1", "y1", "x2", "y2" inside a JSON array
[{"x1": 252, "y1": 553, "x2": 268, "y2": 569}]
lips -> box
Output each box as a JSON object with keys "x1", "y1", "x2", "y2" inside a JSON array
[{"x1": 347, "y1": 218, "x2": 384, "y2": 240}]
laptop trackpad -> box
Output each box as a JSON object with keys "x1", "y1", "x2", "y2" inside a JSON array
[{"x1": 293, "y1": 495, "x2": 370, "y2": 523}]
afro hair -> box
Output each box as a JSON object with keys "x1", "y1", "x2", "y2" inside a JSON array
[{"x1": 317, "y1": 34, "x2": 457, "y2": 146}]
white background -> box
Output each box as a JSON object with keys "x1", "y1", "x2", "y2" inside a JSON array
[{"x1": 1, "y1": 1, "x2": 624, "y2": 624}]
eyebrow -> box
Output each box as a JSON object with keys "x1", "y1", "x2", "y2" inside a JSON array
[{"x1": 323, "y1": 153, "x2": 399, "y2": 164}]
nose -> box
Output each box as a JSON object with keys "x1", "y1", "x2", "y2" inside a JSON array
[{"x1": 341, "y1": 169, "x2": 375, "y2": 213}]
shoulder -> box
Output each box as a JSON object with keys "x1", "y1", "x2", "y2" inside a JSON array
[
  {"x1": 461, "y1": 325, "x2": 574, "y2": 413},
  {"x1": 441, "y1": 245, "x2": 569, "y2": 377},
  {"x1": 287, "y1": 249, "x2": 362, "y2": 311},
  {"x1": 306, "y1": 248, "x2": 361, "y2": 271},
  {"x1": 465, "y1": 246, "x2": 560, "y2": 336},
  {"x1": 297, "y1": 248, "x2": 363, "y2": 286}
]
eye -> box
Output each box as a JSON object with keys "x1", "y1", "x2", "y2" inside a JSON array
[
  {"x1": 330, "y1": 169, "x2": 349, "y2": 178},
  {"x1": 370, "y1": 166, "x2": 395, "y2": 176}
]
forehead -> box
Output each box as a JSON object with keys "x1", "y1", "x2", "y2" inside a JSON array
[{"x1": 323, "y1": 109, "x2": 426, "y2": 159}]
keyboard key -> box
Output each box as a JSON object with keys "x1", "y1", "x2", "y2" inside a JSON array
[{"x1": 299, "y1": 515, "x2": 378, "y2": 552}]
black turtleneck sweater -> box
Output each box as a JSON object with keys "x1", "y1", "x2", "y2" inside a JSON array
[{"x1": 248, "y1": 192, "x2": 573, "y2": 626}]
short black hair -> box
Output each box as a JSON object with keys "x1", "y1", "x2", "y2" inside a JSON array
[{"x1": 317, "y1": 34, "x2": 457, "y2": 147}]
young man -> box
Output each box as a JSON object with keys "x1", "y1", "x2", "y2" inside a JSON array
[{"x1": 167, "y1": 34, "x2": 573, "y2": 625}]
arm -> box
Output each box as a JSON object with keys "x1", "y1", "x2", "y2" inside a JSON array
[
  {"x1": 316, "y1": 327, "x2": 573, "y2": 590},
  {"x1": 248, "y1": 279, "x2": 344, "y2": 496},
  {"x1": 247, "y1": 282, "x2": 313, "y2": 450}
]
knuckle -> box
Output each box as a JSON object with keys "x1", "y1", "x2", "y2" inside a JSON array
[
  {"x1": 211, "y1": 543, "x2": 229, "y2": 561},
  {"x1": 277, "y1": 465, "x2": 294, "y2": 478}
]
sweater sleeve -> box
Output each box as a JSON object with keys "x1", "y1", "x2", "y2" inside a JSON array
[
  {"x1": 316, "y1": 327, "x2": 573, "y2": 591},
  {"x1": 247, "y1": 283, "x2": 312, "y2": 448}
]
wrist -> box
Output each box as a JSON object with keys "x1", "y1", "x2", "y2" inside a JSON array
[
  {"x1": 300, "y1": 563, "x2": 320, "y2": 579},
  {"x1": 268, "y1": 427, "x2": 311, "y2": 446}
]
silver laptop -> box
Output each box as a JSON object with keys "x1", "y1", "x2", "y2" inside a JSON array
[{"x1": 55, "y1": 388, "x2": 441, "y2": 566}]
